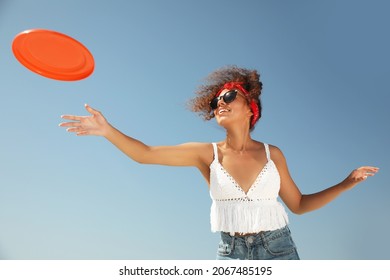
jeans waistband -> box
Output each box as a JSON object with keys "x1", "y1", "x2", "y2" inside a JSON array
[{"x1": 221, "y1": 226, "x2": 291, "y2": 245}]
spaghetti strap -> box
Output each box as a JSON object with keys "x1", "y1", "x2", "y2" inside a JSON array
[
  {"x1": 264, "y1": 143, "x2": 271, "y2": 161},
  {"x1": 212, "y1": 143, "x2": 218, "y2": 160}
]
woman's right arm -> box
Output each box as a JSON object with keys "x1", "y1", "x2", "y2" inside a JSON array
[{"x1": 59, "y1": 104, "x2": 209, "y2": 168}]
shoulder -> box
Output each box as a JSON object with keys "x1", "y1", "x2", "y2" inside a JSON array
[
  {"x1": 186, "y1": 142, "x2": 215, "y2": 168},
  {"x1": 267, "y1": 144, "x2": 287, "y2": 163}
]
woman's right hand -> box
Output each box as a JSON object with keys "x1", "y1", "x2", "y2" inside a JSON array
[{"x1": 59, "y1": 104, "x2": 111, "y2": 136}]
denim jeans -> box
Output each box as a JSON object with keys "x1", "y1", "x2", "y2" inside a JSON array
[{"x1": 216, "y1": 226, "x2": 300, "y2": 260}]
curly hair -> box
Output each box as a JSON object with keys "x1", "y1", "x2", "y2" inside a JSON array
[{"x1": 189, "y1": 65, "x2": 263, "y2": 129}]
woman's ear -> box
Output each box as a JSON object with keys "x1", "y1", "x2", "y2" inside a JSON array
[
  {"x1": 246, "y1": 101, "x2": 254, "y2": 118},
  {"x1": 247, "y1": 108, "x2": 253, "y2": 118}
]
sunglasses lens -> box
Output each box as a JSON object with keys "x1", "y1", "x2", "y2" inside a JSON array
[
  {"x1": 210, "y1": 90, "x2": 238, "y2": 110},
  {"x1": 210, "y1": 98, "x2": 219, "y2": 109},
  {"x1": 223, "y1": 90, "x2": 237, "y2": 103}
]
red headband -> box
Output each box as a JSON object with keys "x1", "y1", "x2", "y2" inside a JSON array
[{"x1": 216, "y1": 82, "x2": 259, "y2": 128}]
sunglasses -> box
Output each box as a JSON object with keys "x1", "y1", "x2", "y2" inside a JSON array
[{"x1": 210, "y1": 90, "x2": 240, "y2": 110}]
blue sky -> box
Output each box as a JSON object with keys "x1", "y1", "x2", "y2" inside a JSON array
[{"x1": 0, "y1": 0, "x2": 389, "y2": 260}]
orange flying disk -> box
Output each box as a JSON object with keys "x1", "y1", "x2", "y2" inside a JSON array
[{"x1": 12, "y1": 29, "x2": 94, "y2": 81}]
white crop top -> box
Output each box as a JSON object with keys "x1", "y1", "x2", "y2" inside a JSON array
[{"x1": 209, "y1": 142, "x2": 288, "y2": 235}]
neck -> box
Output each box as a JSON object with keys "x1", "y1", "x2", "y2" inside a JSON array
[{"x1": 224, "y1": 125, "x2": 252, "y2": 153}]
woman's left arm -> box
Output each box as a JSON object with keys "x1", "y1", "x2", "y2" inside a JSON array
[{"x1": 271, "y1": 146, "x2": 379, "y2": 215}]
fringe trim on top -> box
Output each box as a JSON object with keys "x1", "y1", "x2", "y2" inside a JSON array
[{"x1": 210, "y1": 200, "x2": 289, "y2": 235}]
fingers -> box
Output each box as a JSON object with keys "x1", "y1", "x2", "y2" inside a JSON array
[
  {"x1": 59, "y1": 121, "x2": 81, "y2": 127},
  {"x1": 59, "y1": 104, "x2": 96, "y2": 129},
  {"x1": 65, "y1": 127, "x2": 82, "y2": 133},
  {"x1": 352, "y1": 166, "x2": 379, "y2": 182},
  {"x1": 76, "y1": 131, "x2": 89, "y2": 136},
  {"x1": 85, "y1": 104, "x2": 99, "y2": 115},
  {"x1": 64, "y1": 126, "x2": 90, "y2": 136},
  {"x1": 357, "y1": 166, "x2": 379, "y2": 172},
  {"x1": 60, "y1": 114, "x2": 81, "y2": 121},
  {"x1": 59, "y1": 114, "x2": 83, "y2": 131},
  {"x1": 60, "y1": 104, "x2": 99, "y2": 121},
  {"x1": 59, "y1": 104, "x2": 103, "y2": 136},
  {"x1": 357, "y1": 166, "x2": 379, "y2": 176}
]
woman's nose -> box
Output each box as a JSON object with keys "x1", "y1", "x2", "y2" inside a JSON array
[{"x1": 217, "y1": 97, "x2": 226, "y2": 107}]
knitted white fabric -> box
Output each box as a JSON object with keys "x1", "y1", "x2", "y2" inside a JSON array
[{"x1": 209, "y1": 143, "x2": 288, "y2": 235}]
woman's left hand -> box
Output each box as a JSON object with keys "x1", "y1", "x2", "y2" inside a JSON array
[{"x1": 344, "y1": 166, "x2": 379, "y2": 188}]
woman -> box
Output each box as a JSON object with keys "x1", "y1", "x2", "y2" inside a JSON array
[{"x1": 59, "y1": 66, "x2": 378, "y2": 260}]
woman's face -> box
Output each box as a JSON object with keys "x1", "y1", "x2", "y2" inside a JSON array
[{"x1": 213, "y1": 89, "x2": 253, "y2": 129}]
